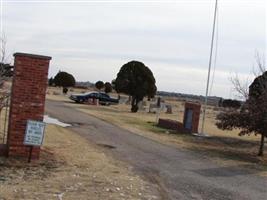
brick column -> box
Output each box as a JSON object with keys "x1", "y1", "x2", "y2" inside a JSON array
[
  {"x1": 183, "y1": 102, "x2": 201, "y2": 133},
  {"x1": 7, "y1": 53, "x2": 51, "y2": 159}
]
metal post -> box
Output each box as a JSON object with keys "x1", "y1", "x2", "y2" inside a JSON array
[
  {"x1": 201, "y1": 0, "x2": 218, "y2": 134},
  {"x1": 28, "y1": 146, "x2": 33, "y2": 163}
]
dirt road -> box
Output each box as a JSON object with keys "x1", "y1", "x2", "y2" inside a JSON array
[{"x1": 45, "y1": 100, "x2": 267, "y2": 200}]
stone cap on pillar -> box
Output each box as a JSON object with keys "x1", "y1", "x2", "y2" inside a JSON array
[{"x1": 13, "y1": 52, "x2": 52, "y2": 60}]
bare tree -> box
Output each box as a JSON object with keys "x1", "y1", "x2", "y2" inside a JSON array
[
  {"x1": 0, "y1": 34, "x2": 11, "y2": 143},
  {"x1": 0, "y1": 34, "x2": 7, "y2": 62},
  {"x1": 229, "y1": 73, "x2": 249, "y2": 100},
  {"x1": 0, "y1": 34, "x2": 13, "y2": 84},
  {"x1": 0, "y1": 34, "x2": 7, "y2": 87},
  {"x1": 0, "y1": 34, "x2": 11, "y2": 109},
  {"x1": 217, "y1": 53, "x2": 267, "y2": 156},
  {"x1": 229, "y1": 51, "x2": 266, "y2": 100},
  {"x1": 253, "y1": 51, "x2": 266, "y2": 75}
]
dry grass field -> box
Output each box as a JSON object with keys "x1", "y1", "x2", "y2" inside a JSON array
[
  {"x1": 46, "y1": 87, "x2": 267, "y2": 170},
  {"x1": 0, "y1": 124, "x2": 158, "y2": 200}
]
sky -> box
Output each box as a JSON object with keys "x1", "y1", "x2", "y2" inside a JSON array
[{"x1": 0, "y1": 0, "x2": 266, "y2": 98}]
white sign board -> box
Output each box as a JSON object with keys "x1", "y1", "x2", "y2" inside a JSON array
[{"x1": 24, "y1": 120, "x2": 46, "y2": 146}]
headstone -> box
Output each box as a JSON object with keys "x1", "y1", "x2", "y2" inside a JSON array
[
  {"x1": 148, "y1": 103, "x2": 158, "y2": 113},
  {"x1": 165, "y1": 104, "x2": 173, "y2": 114}
]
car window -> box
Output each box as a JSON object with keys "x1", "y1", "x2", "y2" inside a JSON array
[
  {"x1": 100, "y1": 93, "x2": 109, "y2": 98},
  {"x1": 86, "y1": 93, "x2": 95, "y2": 97},
  {"x1": 92, "y1": 93, "x2": 100, "y2": 98}
]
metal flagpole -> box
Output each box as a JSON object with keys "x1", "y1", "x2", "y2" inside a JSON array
[{"x1": 201, "y1": 0, "x2": 218, "y2": 134}]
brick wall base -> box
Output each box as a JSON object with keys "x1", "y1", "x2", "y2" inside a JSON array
[
  {"x1": 158, "y1": 118, "x2": 191, "y2": 133},
  {"x1": 8, "y1": 146, "x2": 40, "y2": 159}
]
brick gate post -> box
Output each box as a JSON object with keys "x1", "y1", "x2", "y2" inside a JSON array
[
  {"x1": 7, "y1": 53, "x2": 51, "y2": 159},
  {"x1": 183, "y1": 102, "x2": 201, "y2": 133}
]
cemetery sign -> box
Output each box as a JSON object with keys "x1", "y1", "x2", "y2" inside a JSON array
[{"x1": 24, "y1": 120, "x2": 46, "y2": 146}]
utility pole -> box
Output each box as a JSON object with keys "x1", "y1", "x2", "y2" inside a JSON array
[{"x1": 201, "y1": 0, "x2": 218, "y2": 134}]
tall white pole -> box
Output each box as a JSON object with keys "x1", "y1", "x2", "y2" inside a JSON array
[{"x1": 201, "y1": 0, "x2": 218, "y2": 134}]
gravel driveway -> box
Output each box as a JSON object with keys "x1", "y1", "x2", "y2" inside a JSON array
[{"x1": 46, "y1": 100, "x2": 267, "y2": 200}]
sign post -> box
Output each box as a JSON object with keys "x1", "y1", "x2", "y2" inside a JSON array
[
  {"x1": 28, "y1": 146, "x2": 33, "y2": 163},
  {"x1": 24, "y1": 120, "x2": 46, "y2": 163}
]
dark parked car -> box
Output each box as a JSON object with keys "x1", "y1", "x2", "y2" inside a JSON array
[{"x1": 69, "y1": 91, "x2": 119, "y2": 105}]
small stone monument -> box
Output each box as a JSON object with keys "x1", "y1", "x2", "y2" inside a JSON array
[{"x1": 165, "y1": 104, "x2": 173, "y2": 114}]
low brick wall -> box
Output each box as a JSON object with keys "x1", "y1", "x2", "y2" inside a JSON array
[{"x1": 158, "y1": 118, "x2": 191, "y2": 133}]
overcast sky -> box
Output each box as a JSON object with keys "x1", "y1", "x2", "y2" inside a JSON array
[{"x1": 1, "y1": 0, "x2": 266, "y2": 98}]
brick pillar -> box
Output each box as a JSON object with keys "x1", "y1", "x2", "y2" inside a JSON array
[
  {"x1": 7, "y1": 53, "x2": 51, "y2": 159},
  {"x1": 183, "y1": 102, "x2": 201, "y2": 133}
]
